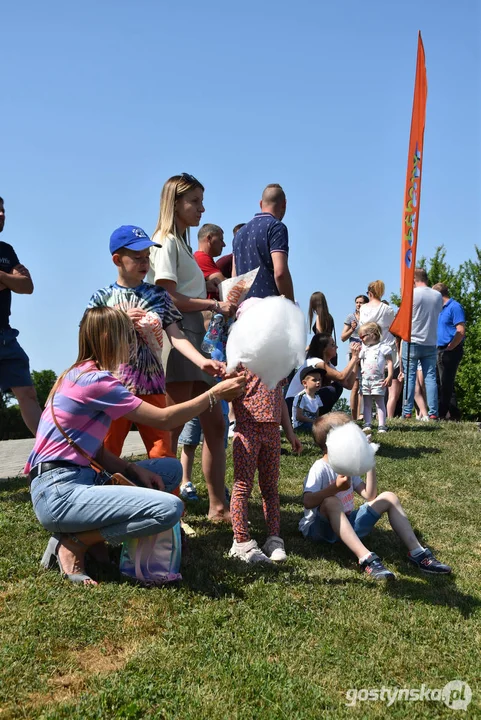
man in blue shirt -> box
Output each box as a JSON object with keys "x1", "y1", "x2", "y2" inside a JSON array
[
  {"x1": 232, "y1": 184, "x2": 294, "y2": 301},
  {"x1": 432, "y1": 283, "x2": 466, "y2": 420}
]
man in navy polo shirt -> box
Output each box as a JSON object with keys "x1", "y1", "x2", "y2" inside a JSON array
[
  {"x1": 232, "y1": 184, "x2": 294, "y2": 301},
  {"x1": 432, "y1": 282, "x2": 466, "y2": 421},
  {"x1": 0, "y1": 197, "x2": 41, "y2": 435}
]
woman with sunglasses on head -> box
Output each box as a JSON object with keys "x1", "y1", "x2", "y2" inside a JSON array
[
  {"x1": 26, "y1": 307, "x2": 246, "y2": 585},
  {"x1": 359, "y1": 281, "x2": 402, "y2": 418},
  {"x1": 149, "y1": 174, "x2": 236, "y2": 522}
]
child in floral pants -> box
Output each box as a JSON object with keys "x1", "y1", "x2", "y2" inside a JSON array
[{"x1": 229, "y1": 368, "x2": 302, "y2": 564}]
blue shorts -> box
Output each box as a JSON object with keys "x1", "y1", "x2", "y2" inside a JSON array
[
  {"x1": 178, "y1": 406, "x2": 230, "y2": 449},
  {"x1": 179, "y1": 417, "x2": 203, "y2": 446},
  {"x1": 0, "y1": 328, "x2": 33, "y2": 391},
  {"x1": 306, "y1": 503, "x2": 381, "y2": 544}
]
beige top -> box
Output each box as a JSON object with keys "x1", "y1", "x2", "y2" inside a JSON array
[{"x1": 148, "y1": 232, "x2": 206, "y2": 299}]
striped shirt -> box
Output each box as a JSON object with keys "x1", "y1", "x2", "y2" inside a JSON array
[{"x1": 24, "y1": 361, "x2": 142, "y2": 473}]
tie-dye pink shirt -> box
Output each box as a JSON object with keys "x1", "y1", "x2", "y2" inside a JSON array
[{"x1": 25, "y1": 361, "x2": 142, "y2": 473}]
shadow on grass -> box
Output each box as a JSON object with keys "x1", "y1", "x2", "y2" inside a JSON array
[
  {"x1": 387, "y1": 423, "x2": 442, "y2": 433},
  {"x1": 376, "y1": 445, "x2": 441, "y2": 460}
]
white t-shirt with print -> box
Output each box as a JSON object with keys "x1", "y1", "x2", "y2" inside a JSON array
[
  {"x1": 148, "y1": 232, "x2": 206, "y2": 299},
  {"x1": 292, "y1": 391, "x2": 323, "y2": 428},
  {"x1": 299, "y1": 459, "x2": 363, "y2": 536}
]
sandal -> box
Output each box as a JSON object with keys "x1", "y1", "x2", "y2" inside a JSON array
[{"x1": 41, "y1": 534, "x2": 98, "y2": 585}]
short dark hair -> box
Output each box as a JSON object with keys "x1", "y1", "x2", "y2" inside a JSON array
[
  {"x1": 233, "y1": 223, "x2": 245, "y2": 236},
  {"x1": 414, "y1": 268, "x2": 429, "y2": 284},
  {"x1": 356, "y1": 295, "x2": 369, "y2": 304},
  {"x1": 312, "y1": 412, "x2": 351, "y2": 452},
  {"x1": 0, "y1": 197, "x2": 4, "y2": 204},
  {"x1": 198, "y1": 223, "x2": 223, "y2": 242},
  {"x1": 432, "y1": 282, "x2": 449, "y2": 297}
]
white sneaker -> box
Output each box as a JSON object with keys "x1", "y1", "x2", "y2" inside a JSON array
[
  {"x1": 262, "y1": 536, "x2": 287, "y2": 562},
  {"x1": 228, "y1": 422, "x2": 236, "y2": 438},
  {"x1": 418, "y1": 415, "x2": 429, "y2": 422},
  {"x1": 229, "y1": 539, "x2": 272, "y2": 564}
]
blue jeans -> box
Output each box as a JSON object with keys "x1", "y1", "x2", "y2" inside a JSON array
[
  {"x1": 402, "y1": 343, "x2": 438, "y2": 417},
  {"x1": 30, "y1": 458, "x2": 183, "y2": 545}
]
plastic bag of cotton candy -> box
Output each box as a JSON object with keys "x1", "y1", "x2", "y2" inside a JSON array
[
  {"x1": 326, "y1": 422, "x2": 379, "y2": 476},
  {"x1": 226, "y1": 296, "x2": 306, "y2": 389}
]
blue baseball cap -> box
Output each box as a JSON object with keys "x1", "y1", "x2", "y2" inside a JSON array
[{"x1": 109, "y1": 225, "x2": 158, "y2": 254}]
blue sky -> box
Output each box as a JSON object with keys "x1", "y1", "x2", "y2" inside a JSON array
[{"x1": 1, "y1": 0, "x2": 479, "y2": 377}]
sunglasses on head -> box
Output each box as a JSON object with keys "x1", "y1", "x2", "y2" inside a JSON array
[{"x1": 180, "y1": 172, "x2": 200, "y2": 185}]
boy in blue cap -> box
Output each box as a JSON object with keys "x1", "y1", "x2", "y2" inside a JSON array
[{"x1": 88, "y1": 225, "x2": 223, "y2": 460}]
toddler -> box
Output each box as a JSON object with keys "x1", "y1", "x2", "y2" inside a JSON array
[
  {"x1": 230, "y1": 367, "x2": 302, "y2": 564},
  {"x1": 358, "y1": 322, "x2": 392, "y2": 433},
  {"x1": 292, "y1": 367, "x2": 323, "y2": 432},
  {"x1": 300, "y1": 412, "x2": 451, "y2": 580}
]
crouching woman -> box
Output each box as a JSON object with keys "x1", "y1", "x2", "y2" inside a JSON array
[{"x1": 26, "y1": 306, "x2": 245, "y2": 585}]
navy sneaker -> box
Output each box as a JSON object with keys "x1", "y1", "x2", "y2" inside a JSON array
[
  {"x1": 360, "y1": 553, "x2": 396, "y2": 581},
  {"x1": 408, "y1": 548, "x2": 451, "y2": 574}
]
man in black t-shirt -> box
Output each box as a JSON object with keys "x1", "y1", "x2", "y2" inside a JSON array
[{"x1": 0, "y1": 197, "x2": 41, "y2": 435}]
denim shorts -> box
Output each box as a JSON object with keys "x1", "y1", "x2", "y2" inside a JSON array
[
  {"x1": 179, "y1": 417, "x2": 203, "y2": 446},
  {"x1": 306, "y1": 503, "x2": 381, "y2": 544},
  {"x1": 0, "y1": 328, "x2": 33, "y2": 391},
  {"x1": 29, "y1": 457, "x2": 183, "y2": 544},
  {"x1": 179, "y1": 405, "x2": 230, "y2": 449}
]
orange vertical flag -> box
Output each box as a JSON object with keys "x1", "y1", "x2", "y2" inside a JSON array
[{"x1": 390, "y1": 33, "x2": 428, "y2": 341}]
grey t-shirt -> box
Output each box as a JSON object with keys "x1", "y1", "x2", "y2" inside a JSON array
[{"x1": 411, "y1": 286, "x2": 443, "y2": 345}]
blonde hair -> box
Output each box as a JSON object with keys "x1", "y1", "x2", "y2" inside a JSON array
[
  {"x1": 49, "y1": 307, "x2": 135, "y2": 401},
  {"x1": 308, "y1": 291, "x2": 334, "y2": 334},
  {"x1": 359, "y1": 321, "x2": 381, "y2": 343},
  {"x1": 367, "y1": 280, "x2": 385, "y2": 300},
  {"x1": 312, "y1": 412, "x2": 351, "y2": 452},
  {"x1": 153, "y1": 174, "x2": 205, "y2": 244}
]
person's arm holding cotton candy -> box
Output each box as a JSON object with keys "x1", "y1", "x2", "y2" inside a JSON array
[
  {"x1": 281, "y1": 399, "x2": 302, "y2": 454},
  {"x1": 354, "y1": 467, "x2": 377, "y2": 503}
]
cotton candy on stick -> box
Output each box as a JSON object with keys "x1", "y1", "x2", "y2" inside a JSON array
[
  {"x1": 226, "y1": 296, "x2": 306, "y2": 389},
  {"x1": 136, "y1": 312, "x2": 164, "y2": 366},
  {"x1": 326, "y1": 423, "x2": 379, "y2": 476}
]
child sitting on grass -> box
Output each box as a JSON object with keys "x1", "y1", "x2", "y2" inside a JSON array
[
  {"x1": 299, "y1": 412, "x2": 452, "y2": 580},
  {"x1": 292, "y1": 366, "x2": 323, "y2": 432}
]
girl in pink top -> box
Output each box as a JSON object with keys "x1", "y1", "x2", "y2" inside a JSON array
[{"x1": 28, "y1": 307, "x2": 245, "y2": 585}]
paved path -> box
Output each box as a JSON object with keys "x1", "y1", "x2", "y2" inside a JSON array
[{"x1": 0, "y1": 432, "x2": 148, "y2": 481}]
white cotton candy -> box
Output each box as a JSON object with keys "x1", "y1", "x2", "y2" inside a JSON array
[
  {"x1": 226, "y1": 296, "x2": 306, "y2": 389},
  {"x1": 326, "y1": 423, "x2": 379, "y2": 476}
]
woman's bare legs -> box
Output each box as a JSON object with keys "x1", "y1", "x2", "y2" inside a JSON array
[
  {"x1": 197, "y1": 382, "x2": 229, "y2": 521},
  {"x1": 350, "y1": 378, "x2": 361, "y2": 420},
  {"x1": 166, "y1": 380, "x2": 228, "y2": 521},
  {"x1": 414, "y1": 369, "x2": 428, "y2": 418},
  {"x1": 387, "y1": 378, "x2": 403, "y2": 418}
]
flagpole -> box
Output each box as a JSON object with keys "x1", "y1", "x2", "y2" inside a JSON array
[{"x1": 390, "y1": 32, "x2": 428, "y2": 415}]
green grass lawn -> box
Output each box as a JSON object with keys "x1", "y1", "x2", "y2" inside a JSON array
[{"x1": 1, "y1": 421, "x2": 480, "y2": 719}]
